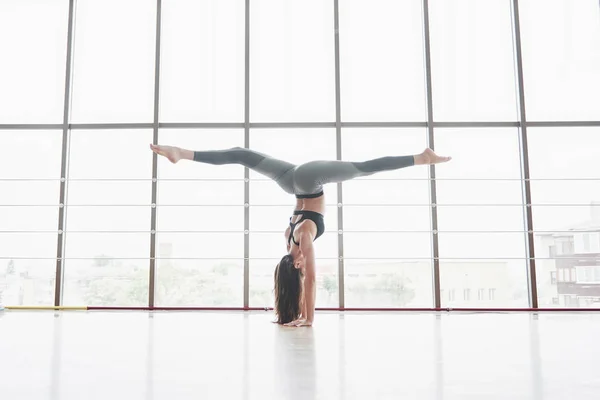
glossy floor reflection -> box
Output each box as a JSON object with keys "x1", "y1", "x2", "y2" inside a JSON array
[{"x1": 1, "y1": 311, "x2": 599, "y2": 400}]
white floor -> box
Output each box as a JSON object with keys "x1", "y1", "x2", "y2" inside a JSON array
[{"x1": 1, "y1": 311, "x2": 599, "y2": 400}]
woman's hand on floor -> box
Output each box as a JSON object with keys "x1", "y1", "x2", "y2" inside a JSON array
[{"x1": 284, "y1": 318, "x2": 313, "y2": 327}]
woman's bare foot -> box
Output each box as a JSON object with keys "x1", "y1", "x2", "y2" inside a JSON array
[
  {"x1": 414, "y1": 148, "x2": 452, "y2": 165},
  {"x1": 150, "y1": 144, "x2": 184, "y2": 163}
]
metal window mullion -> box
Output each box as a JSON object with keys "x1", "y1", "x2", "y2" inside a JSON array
[
  {"x1": 243, "y1": 0, "x2": 250, "y2": 309},
  {"x1": 70, "y1": 123, "x2": 154, "y2": 129},
  {"x1": 422, "y1": 0, "x2": 441, "y2": 309},
  {"x1": 334, "y1": 0, "x2": 345, "y2": 309},
  {"x1": 0, "y1": 124, "x2": 64, "y2": 130},
  {"x1": 511, "y1": 0, "x2": 538, "y2": 308},
  {"x1": 5, "y1": 121, "x2": 600, "y2": 131},
  {"x1": 54, "y1": 0, "x2": 76, "y2": 307},
  {"x1": 526, "y1": 121, "x2": 600, "y2": 127},
  {"x1": 149, "y1": 0, "x2": 162, "y2": 308}
]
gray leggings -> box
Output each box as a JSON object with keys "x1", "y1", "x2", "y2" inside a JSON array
[{"x1": 193, "y1": 147, "x2": 415, "y2": 197}]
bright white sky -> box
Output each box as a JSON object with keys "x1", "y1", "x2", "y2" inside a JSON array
[{"x1": 0, "y1": 0, "x2": 599, "y2": 305}]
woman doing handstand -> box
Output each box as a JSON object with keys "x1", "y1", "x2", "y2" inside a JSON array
[{"x1": 150, "y1": 144, "x2": 451, "y2": 327}]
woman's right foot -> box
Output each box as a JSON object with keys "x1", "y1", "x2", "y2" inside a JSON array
[
  {"x1": 150, "y1": 144, "x2": 182, "y2": 164},
  {"x1": 415, "y1": 148, "x2": 452, "y2": 165}
]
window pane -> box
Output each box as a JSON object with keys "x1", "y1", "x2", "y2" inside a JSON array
[
  {"x1": 70, "y1": 0, "x2": 157, "y2": 123},
  {"x1": 65, "y1": 138, "x2": 152, "y2": 230},
  {"x1": 529, "y1": 199, "x2": 600, "y2": 232},
  {"x1": 160, "y1": 0, "x2": 244, "y2": 122},
  {"x1": 520, "y1": 0, "x2": 600, "y2": 120},
  {"x1": 159, "y1": 206, "x2": 243, "y2": 232},
  {"x1": 63, "y1": 208, "x2": 150, "y2": 307},
  {"x1": 0, "y1": 181, "x2": 59, "y2": 206},
  {"x1": 158, "y1": 181, "x2": 244, "y2": 206},
  {"x1": 64, "y1": 129, "x2": 152, "y2": 305},
  {"x1": 344, "y1": 260, "x2": 433, "y2": 308},
  {"x1": 440, "y1": 259, "x2": 528, "y2": 307},
  {"x1": 438, "y1": 233, "x2": 525, "y2": 259},
  {"x1": 344, "y1": 205, "x2": 430, "y2": 232},
  {"x1": 67, "y1": 181, "x2": 149, "y2": 205},
  {"x1": 250, "y1": 0, "x2": 335, "y2": 122},
  {"x1": 0, "y1": 233, "x2": 56, "y2": 305},
  {"x1": 64, "y1": 233, "x2": 149, "y2": 259},
  {"x1": 65, "y1": 207, "x2": 150, "y2": 232},
  {"x1": 0, "y1": 258, "x2": 56, "y2": 306},
  {"x1": 437, "y1": 204, "x2": 524, "y2": 233},
  {"x1": 529, "y1": 127, "x2": 600, "y2": 308},
  {"x1": 342, "y1": 128, "x2": 431, "y2": 304},
  {"x1": 157, "y1": 235, "x2": 244, "y2": 301},
  {"x1": 339, "y1": 0, "x2": 426, "y2": 121},
  {"x1": 0, "y1": 130, "x2": 61, "y2": 305},
  {"x1": 249, "y1": 261, "x2": 274, "y2": 307},
  {"x1": 156, "y1": 259, "x2": 243, "y2": 306},
  {"x1": 154, "y1": 130, "x2": 245, "y2": 305},
  {"x1": 429, "y1": 0, "x2": 517, "y2": 121},
  {"x1": 435, "y1": 128, "x2": 522, "y2": 179},
  {"x1": 69, "y1": 130, "x2": 153, "y2": 179},
  {"x1": 343, "y1": 180, "x2": 429, "y2": 206},
  {"x1": 0, "y1": 207, "x2": 59, "y2": 231},
  {"x1": 435, "y1": 128, "x2": 528, "y2": 307},
  {"x1": 158, "y1": 129, "x2": 244, "y2": 180},
  {"x1": 157, "y1": 181, "x2": 244, "y2": 232},
  {"x1": 529, "y1": 128, "x2": 600, "y2": 233},
  {"x1": 0, "y1": 0, "x2": 69, "y2": 123},
  {"x1": 478, "y1": 288, "x2": 485, "y2": 300},
  {"x1": 344, "y1": 233, "x2": 432, "y2": 259},
  {"x1": 249, "y1": 259, "x2": 338, "y2": 308},
  {"x1": 436, "y1": 181, "x2": 524, "y2": 206},
  {"x1": 156, "y1": 233, "x2": 244, "y2": 259},
  {"x1": 62, "y1": 258, "x2": 149, "y2": 306},
  {"x1": 0, "y1": 131, "x2": 63, "y2": 179},
  {"x1": 537, "y1": 254, "x2": 559, "y2": 306},
  {"x1": 0, "y1": 233, "x2": 57, "y2": 259},
  {"x1": 342, "y1": 129, "x2": 430, "y2": 236},
  {"x1": 528, "y1": 128, "x2": 600, "y2": 180}
]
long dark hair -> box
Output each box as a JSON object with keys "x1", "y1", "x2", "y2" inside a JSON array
[{"x1": 274, "y1": 254, "x2": 303, "y2": 324}]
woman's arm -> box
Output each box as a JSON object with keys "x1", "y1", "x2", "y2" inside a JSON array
[
  {"x1": 284, "y1": 225, "x2": 291, "y2": 252},
  {"x1": 300, "y1": 234, "x2": 316, "y2": 324},
  {"x1": 284, "y1": 231, "x2": 316, "y2": 327},
  {"x1": 300, "y1": 288, "x2": 308, "y2": 320}
]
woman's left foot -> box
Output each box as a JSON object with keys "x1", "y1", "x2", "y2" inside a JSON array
[
  {"x1": 415, "y1": 148, "x2": 452, "y2": 165},
  {"x1": 150, "y1": 144, "x2": 182, "y2": 163}
]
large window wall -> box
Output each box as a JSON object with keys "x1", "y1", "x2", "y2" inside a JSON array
[{"x1": 1, "y1": 0, "x2": 599, "y2": 309}]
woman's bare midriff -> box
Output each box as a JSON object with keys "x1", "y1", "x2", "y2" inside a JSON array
[
  {"x1": 289, "y1": 195, "x2": 326, "y2": 238},
  {"x1": 301, "y1": 195, "x2": 326, "y2": 214}
]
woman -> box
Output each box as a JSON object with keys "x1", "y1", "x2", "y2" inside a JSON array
[{"x1": 150, "y1": 144, "x2": 451, "y2": 327}]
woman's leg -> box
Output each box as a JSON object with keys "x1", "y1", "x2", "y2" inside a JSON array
[
  {"x1": 293, "y1": 148, "x2": 451, "y2": 194},
  {"x1": 150, "y1": 144, "x2": 297, "y2": 194}
]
